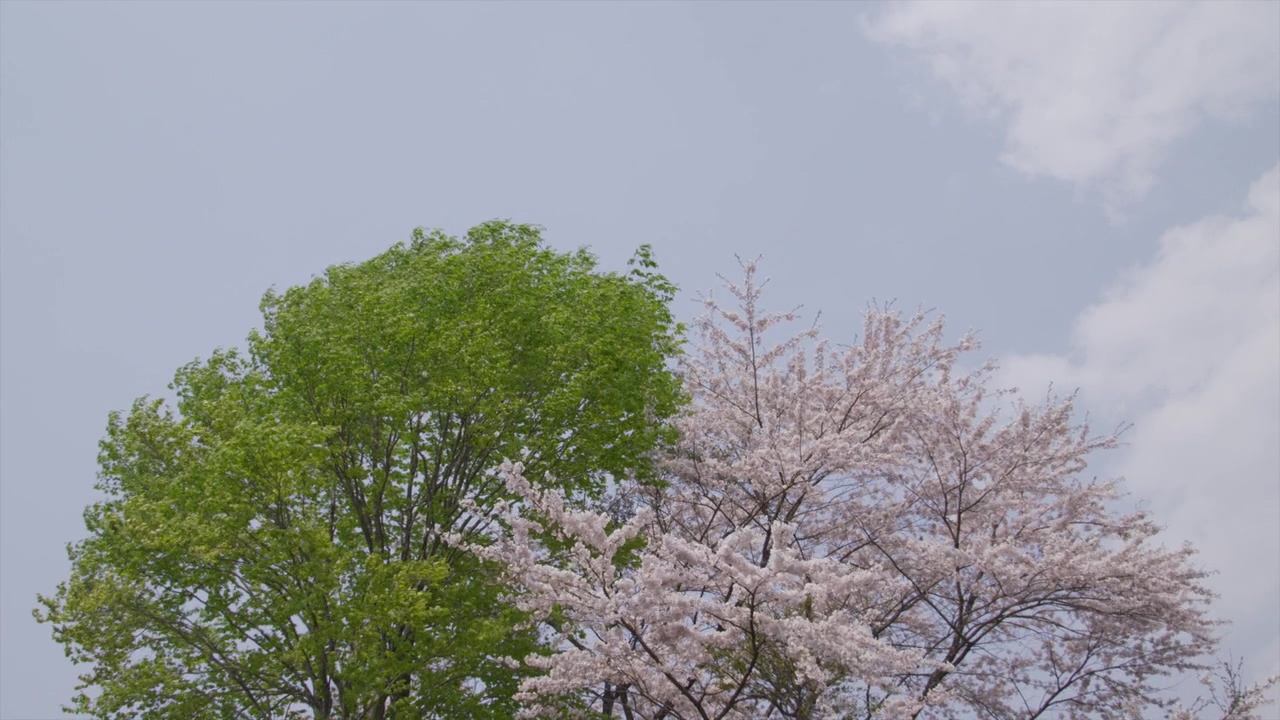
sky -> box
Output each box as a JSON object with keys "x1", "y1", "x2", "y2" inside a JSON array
[{"x1": 1, "y1": 2, "x2": 1276, "y2": 717}]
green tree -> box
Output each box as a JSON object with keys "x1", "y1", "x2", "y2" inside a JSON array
[{"x1": 37, "y1": 222, "x2": 684, "y2": 719}]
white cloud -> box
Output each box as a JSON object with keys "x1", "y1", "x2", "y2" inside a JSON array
[
  {"x1": 1002, "y1": 165, "x2": 1280, "y2": 696},
  {"x1": 866, "y1": 1, "x2": 1280, "y2": 206}
]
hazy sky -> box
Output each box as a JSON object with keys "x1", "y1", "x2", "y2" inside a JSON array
[{"x1": 2, "y1": 2, "x2": 1277, "y2": 717}]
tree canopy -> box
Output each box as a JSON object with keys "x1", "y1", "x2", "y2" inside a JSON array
[
  {"x1": 38, "y1": 222, "x2": 684, "y2": 719},
  {"x1": 472, "y1": 262, "x2": 1269, "y2": 720},
  {"x1": 40, "y1": 235, "x2": 1272, "y2": 720}
]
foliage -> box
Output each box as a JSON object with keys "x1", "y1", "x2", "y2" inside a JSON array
[
  {"x1": 37, "y1": 222, "x2": 684, "y2": 719},
  {"x1": 478, "y1": 261, "x2": 1262, "y2": 719}
]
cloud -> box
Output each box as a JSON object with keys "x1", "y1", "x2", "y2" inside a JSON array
[
  {"x1": 866, "y1": 1, "x2": 1280, "y2": 206},
  {"x1": 1002, "y1": 164, "x2": 1280, "y2": 694}
]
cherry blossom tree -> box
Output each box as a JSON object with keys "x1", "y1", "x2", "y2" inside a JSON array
[{"x1": 472, "y1": 261, "x2": 1255, "y2": 719}]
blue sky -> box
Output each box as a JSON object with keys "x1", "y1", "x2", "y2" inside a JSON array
[{"x1": 2, "y1": 2, "x2": 1277, "y2": 716}]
